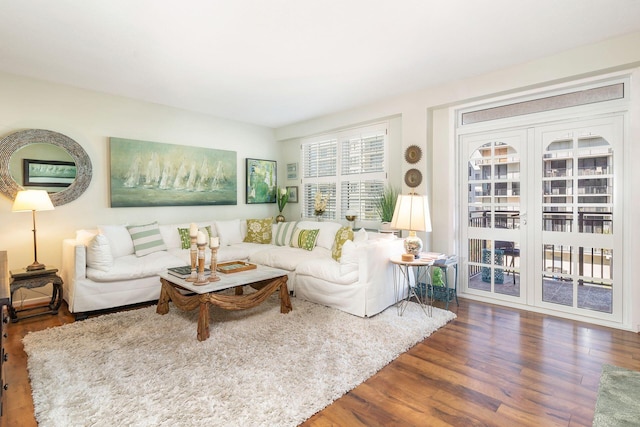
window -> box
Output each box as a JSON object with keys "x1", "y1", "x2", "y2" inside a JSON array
[{"x1": 301, "y1": 123, "x2": 388, "y2": 224}]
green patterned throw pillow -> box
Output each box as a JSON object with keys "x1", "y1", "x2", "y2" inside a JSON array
[
  {"x1": 290, "y1": 228, "x2": 320, "y2": 251},
  {"x1": 177, "y1": 225, "x2": 213, "y2": 249},
  {"x1": 244, "y1": 218, "x2": 273, "y2": 244},
  {"x1": 331, "y1": 226, "x2": 354, "y2": 261},
  {"x1": 126, "y1": 222, "x2": 167, "y2": 257}
]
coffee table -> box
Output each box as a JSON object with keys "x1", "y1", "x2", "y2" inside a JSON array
[{"x1": 156, "y1": 264, "x2": 292, "y2": 341}]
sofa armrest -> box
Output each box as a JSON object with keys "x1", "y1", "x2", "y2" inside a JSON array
[
  {"x1": 61, "y1": 238, "x2": 87, "y2": 285},
  {"x1": 357, "y1": 238, "x2": 404, "y2": 315}
]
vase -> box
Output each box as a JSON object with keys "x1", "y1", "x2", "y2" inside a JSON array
[{"x1": 276, "y1": 214, "x2": 285, "y2": 223}]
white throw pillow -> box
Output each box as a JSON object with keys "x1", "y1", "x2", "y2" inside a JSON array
[
  {"x1": 86, "y1": 234, "x2": 114, "y2": 272},
  {"x1": 98, "y1": 225, "x2": 134, "y2": 258},
  {"x1": 353, "y1": 228, "x2": 368, "y2": 243},
  {"x1": 76, "y1": 229, "x2": 98, "y2": 246},
  {"x1": 215, "y1": 219, "x2": 243, "y2": 246}
]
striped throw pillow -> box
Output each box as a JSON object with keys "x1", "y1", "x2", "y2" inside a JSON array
[
  {"x1": 274, "y1": 221, "x2": 298, "y2": 246},
  {"x1": 126, "y1": 222, "x2": 167, "y2": 257}
]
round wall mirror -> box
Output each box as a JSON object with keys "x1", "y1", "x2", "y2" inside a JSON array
[{"x1": 0, "y1": 129, "x2": 92, "y2": 205}]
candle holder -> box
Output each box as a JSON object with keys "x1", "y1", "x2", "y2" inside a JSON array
[
  {"x1": 195, "y1": 241, "x2": 209, "y2": 285},
  {"x1": 185, "y1": 235, "x2": 198, "y2": 282},
  {"x1": 209, "y1": 245, "x2": 221, "y2": 282}
]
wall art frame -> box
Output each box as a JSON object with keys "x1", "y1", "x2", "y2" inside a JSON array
[
  {"x1": 23, "y1": 159, "x2": 76, "y2": 188},
  {"x1": 286, "y1": 186, "x2": 298, "y2": 203},
  {"x1": 286, "y1": 162, "x2": 298, "y2": 180},
  {"x1": 109, "y1": 137, "x2": 237, "y2": 207},
  {"x1": 246, "y1": 158, "x2": 277, "y2": 204}
]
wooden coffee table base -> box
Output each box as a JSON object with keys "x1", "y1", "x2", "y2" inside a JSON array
[{"x1": 156, "y1": 275, "x2": 292, "y2": 341}]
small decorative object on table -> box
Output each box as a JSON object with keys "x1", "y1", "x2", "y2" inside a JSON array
[
  {"x1": 276, "y1": 186, "x2": 288, "y2": 223},
  {"x1": 216, "y1": 261, "x2": 257, "y2": 274},
  {"x1": 209, "y1": 237, "x2": 220, "y2": 282},
  {"x1": 186, "y1": 223, "x2": 198, "y2": 282},
  {"x1": 345, "y1": 210, "x2": 357, "y2": 229},
  {"x1": 195, "y1": 231, "x2": 209, "y2": 285}
]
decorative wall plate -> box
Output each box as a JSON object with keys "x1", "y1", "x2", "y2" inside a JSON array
[
  {"x1": 404, "y1": 145, "x2": 422, "y2": 164},
  {"x1": 404, "y1": 168, "x2": 422, "y2": 187}
]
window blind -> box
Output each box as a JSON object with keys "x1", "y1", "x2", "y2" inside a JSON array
[{"x1": 301, "y1": 123, "x2": 387, "y2": 223}]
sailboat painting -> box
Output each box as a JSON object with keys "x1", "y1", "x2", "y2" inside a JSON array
[{"x1": 109, "y1": 137, "x2": 237, "y2": 207}]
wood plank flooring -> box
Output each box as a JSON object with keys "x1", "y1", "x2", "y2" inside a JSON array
[{"x1": 3, "y1": 298, "x2": 639, "y2": 427}]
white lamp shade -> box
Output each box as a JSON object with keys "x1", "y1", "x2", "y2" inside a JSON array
[
  {"x1": 12, "y1": 190, "x2": 55, "y2": 212},
  {"x1": 390, "y1": 194, "x2": 432, "y2": 232}
]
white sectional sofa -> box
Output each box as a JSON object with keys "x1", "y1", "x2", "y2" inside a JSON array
[{"x1": 61, "y1": 218, "x2": 403, "y2": 319}]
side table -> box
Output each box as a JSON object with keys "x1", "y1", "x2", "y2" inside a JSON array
[
  {"x1": 9, "y1": 266, "x2": 63, "y2": 323},
  {"x1": 429, "y1": 256, "x2": 459, "y2": 310},
  {"x1": 390, "y1": 256, "x2": 433, "y2": 317}
]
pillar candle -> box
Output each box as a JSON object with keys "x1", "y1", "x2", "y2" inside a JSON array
[
  {"x1": 197, "y1": 230, "x2": 207, "y2": 244},
  {"x1": 210, "y1": 237, "x2": 219, "y2": 247},
  {"x1": 189, "y1": 223, "x2": 198, "y2": 237}
]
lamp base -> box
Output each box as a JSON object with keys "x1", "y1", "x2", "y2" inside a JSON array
[
  {"x1": 26, "y1": 261, "x2": 46, "y2": 271},
  {"x1": 404, "y1": 231, "x2": 423, "y2": 259}
]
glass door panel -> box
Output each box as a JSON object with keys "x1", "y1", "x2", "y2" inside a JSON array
[
  {"x1": 463, "y1": 131, "x2": 523, "y2": 301},
  {"x1": 537, "y1": 117, "x2": 620, "y2": 320}
]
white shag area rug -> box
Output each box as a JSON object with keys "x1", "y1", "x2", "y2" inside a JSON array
[{"x1": 23, "y1": 295, "x2": 456, "y2": 427}]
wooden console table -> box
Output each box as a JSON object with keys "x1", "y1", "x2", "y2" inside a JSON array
[{"x1": 9, "y1": 266, "x2": 63, "y2": 323}]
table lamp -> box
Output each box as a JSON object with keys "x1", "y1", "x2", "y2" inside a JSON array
[
  {"x1": 390, "y1": 193, "x2": 431, "y2": 259},
  {"x1": 12, "y1": 190, "x2": 55, "y2": 271}
]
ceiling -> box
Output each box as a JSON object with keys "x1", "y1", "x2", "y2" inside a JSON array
[{"x1": 1, "y1": 1, "x2": 639, "y2": 128}]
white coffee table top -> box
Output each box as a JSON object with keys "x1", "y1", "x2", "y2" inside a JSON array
[{"x1": 159, "y1": 264, "x2": 288, "y2": 294}]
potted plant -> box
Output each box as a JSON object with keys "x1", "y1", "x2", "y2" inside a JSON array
[
  {"x1": 276, "y1": 187, "x2": 288, "y2": 223},
  {"x1": 375, "y1": 185, "x2": 399, "y2": 229}
]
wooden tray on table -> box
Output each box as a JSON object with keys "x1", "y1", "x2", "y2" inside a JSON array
[{"x1": 216, "y1": 261, "x2": 257, "y2": 274}]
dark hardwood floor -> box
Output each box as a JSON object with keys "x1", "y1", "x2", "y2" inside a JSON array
[{"x1": 3, "y1": 298, "x2": 640, "y2": 426}]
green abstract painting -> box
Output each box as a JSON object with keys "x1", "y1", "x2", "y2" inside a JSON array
[
  {"x1": 109, "y1": 137, "x2": 237, "y2": 207},
  {"x1": 246, "y1": 158, "x2": 276, "y2": 204}
]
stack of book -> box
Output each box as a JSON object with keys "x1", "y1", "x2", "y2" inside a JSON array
[{"x1": 167, "y1": 266, "x2": 211, "y2": 279}]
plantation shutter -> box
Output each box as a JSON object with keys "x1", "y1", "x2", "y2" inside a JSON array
[
  {"x1": 301, "y1": 123, "x2": 388, "y2": 223},
  {"x1": 302, "y1": 138, "x2": 338, "y2": 219},
  {"x1": 340, "y1": 128, "x2": 386, "y2": 221}
]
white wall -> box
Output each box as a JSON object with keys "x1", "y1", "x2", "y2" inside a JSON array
[
  {"x1": 0, "y1": 72, "x2": 278, "y2": 276},
  {"x1": 276, "y1": 31, "x2": 640, "y2": 331}
]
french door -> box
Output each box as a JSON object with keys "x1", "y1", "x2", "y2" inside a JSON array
[{"x1": 460, "y1": 114, "x2": 623, "y2": 323}]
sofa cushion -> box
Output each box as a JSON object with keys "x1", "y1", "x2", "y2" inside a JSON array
[
  {"x1": 331, "y1": 226, "x2": 354, "y2": 261},
  {"x1": 249, "y1": 245, "x2": 325, "y2": 271},
  {"x1": 86, "y1": 251, "x2": 185, "y2": 282},
  {"x1": 244, "y1": 218, "x2": 273, "y2": 244},
  {"x1": 126, "y1": 222, "x2": 167, "y2": 257},
  {"x1": 296, "y1": 257, "x2": 358, "y2": 285},
  {"x1": 273, "y1": 221, "x2": 298, "y2": 246},
  {"x1": 99, "y1": 224, "x2": 134, "y2": 258},
  {"x1": 296, "y1": 221, "x2": 342, "y2": 250},
  {"x1": 177, "y1": 225, "x2": 213, "y2": 249},
  {"x1": 290, "y1": 228, "x2": 320, "y2": 251},
  {"x1": 86, "y1": 234, "x2": 114, "y2": 272},
  {"x1": 215, "y1": 219, "x2": 243, "y2": 246}
]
